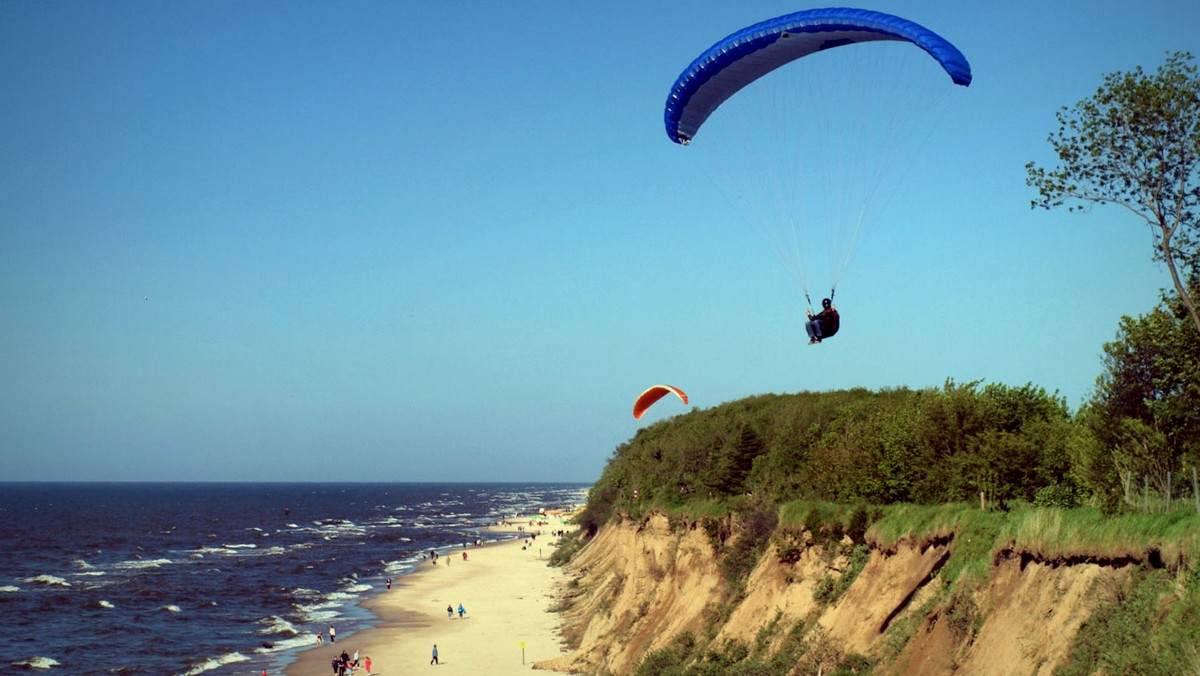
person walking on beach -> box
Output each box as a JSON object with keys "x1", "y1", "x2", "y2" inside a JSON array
[
  {"x1": 317, "y1": 631, "x2": 323, "y2": 646},
  {"x1": 330, "y1": 625, "x2": 336, "y2": 643},
  {"x1": 446, "y1": 604, "x2": 453, "y2": 618},
  {"x1": 457, "y1": 603, "x2": 465, "y2": 618},
  {"x1": 430, "y1": 644, "x2": 439, "y2": 665},
  {"x1": 364, "y1": 655, "x2": 372, "y2": 674}
]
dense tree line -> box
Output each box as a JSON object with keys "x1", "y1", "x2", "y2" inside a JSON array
[
  {"x1": 578, "y1": 381, "x2": 1078, "y2": 533},
  {"x1": 574, "y1": 53, "x2": 1200, "y2": 534},
  {"x1": 575, "y1": 276, "x2": 1200, "y2": 534}
]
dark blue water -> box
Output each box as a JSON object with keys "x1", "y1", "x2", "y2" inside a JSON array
[{"x1": 0, "y1": 483, "x2": 588, "y2": 674}]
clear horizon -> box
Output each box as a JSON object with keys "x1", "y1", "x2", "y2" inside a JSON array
[{"x1": 3, "y1": 1, "x2": 1197, "y2": 483}]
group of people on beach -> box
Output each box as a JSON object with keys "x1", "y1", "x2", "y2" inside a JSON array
[
  {"x1": 426, "y1": 548, "x2": 474, "y2": 565},
  {"x1": 330, "y1": 649, "x2": 369, "y2": 675},
  {"x1": 298, "y1": 524, "x2": 571, "y2": 672}
]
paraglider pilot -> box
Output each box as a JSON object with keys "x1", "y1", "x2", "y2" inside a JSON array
[{"x1": 805, "y1": 298, "x2": 839, "y2": 344}]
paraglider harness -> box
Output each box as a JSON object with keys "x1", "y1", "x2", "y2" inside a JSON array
[{"x1": 805, "y1": 289, "x2": 839, "y2": 340}]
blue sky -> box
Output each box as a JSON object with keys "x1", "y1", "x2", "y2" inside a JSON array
[{"x1": 2, "y1": 1, "x2": 1197, "y2": 482}]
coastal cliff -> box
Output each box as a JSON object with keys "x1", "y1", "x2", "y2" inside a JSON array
[{"x1": 536, "y1": 508, "x2": 1194, "y2": 675}]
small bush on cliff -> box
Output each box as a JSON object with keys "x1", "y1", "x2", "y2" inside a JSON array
[
  {"x1": 718, "y1": 500, "x2": 778, "y2": 597},
  {"x1": 635, "y1": 643, "x2": 689, "y2": 676},
  {"x1": 846, "y1": 504, "x2": 882, "y2": 544},
  {"x1": 812, "y1": 544, "x2": 871, "y2": 605},
  {"x1": 701, "y1": 515, "x2": 728, "y2": 553},
  {"x1": 548, "y1": 529, "x2": 586, "y2": 566},
  {"x1": 753, "y1": 610, "x2": 784, "y2": 656},
  {"x1": 576, "y1": 483, "x2": 617, "y2": 537},
  {"x1": 812, "y1": 574, "x2": 838, "y2": 604},
  {"x1": 943, "y1": 587, "x2": 981, "y2": 643}
]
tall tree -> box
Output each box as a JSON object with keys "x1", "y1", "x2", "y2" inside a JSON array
[
  {"x1": 1026, "y1": 51, "x2": 1200, "y2": 332},
  {"x1": 1087, "y1": 287, "x2": 1200, "y2": 501}
]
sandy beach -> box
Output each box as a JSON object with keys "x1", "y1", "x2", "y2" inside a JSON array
[{"x1": 284, "y1": 519, "x2": 573, "y2": 675}]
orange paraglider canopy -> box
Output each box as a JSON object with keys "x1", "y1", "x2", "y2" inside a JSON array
[{"x1": 633, "y1": 384, "x2": 689, "y2": 420}]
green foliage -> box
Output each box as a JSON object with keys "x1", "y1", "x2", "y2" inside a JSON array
[
  {"x1": 717, "y1": 500, "x2": 778, "y2": 596},
  {"x1": 1081, "y1": 288, "x2": 1200, "y2": 508},
  {"x1": 1033, "y1": 481, "x2": 1085, "y2": 508},
  {"x1": 753, "y1": 610, "x2": 784, "y2": 656},
  {"x1": 943, "y1": 587, "x2": 981, "y2": 642},
  {"x1": 1026, "y1": 51, "x2": 1200, "y2": 333},
  {"x1": 548, "y1": 529, "x2": 587, "y2": 566},
  {"x1": 635, "y1": 632, "x2": 697, "y2": 676},
  {"x1": 576, "y1": 481, "x2": 618, "y2": 536},
  {"x1": 1057, "y1": 567, "x2": 1200, "y2": 675},
  {"x1": 846, "y1": 505, "x2": 875, "y2": 544},
  {"x1": 999, "y1": 505, "x2": 1200, "y2": 570},
  {"x1": 582, "y1": 382, "x2": 1083, "y2": 525},
  {"x1": 812, "y1": 574, "x2": 838, "y2": 604},
  {"x1": 813, "y1": 545, "x2": 871, "y2": 605},
  {"x1": 641, "y1": 613, "x2": 870, "y2": 676}
]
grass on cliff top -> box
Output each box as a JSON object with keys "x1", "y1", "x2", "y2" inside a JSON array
[
  {"x1": 998, "y1": 506, "x2": 1200, "y2": 569},
  {"x1": 635, "y1": 498, "x2": 1200, "y2": 571},
  {"x1": 867, "y1": 502, "x2": 1200, "y2": 572},
  {"x1": 635, "y1": 496, "x2": 749, "y2": 523}
]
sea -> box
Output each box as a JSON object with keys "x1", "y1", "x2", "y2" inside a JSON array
[{"x1": 0, "y1": 482, "x2": 589, "y2": 674}]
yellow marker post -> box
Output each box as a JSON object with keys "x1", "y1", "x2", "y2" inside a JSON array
[{"x1": 521, "y1": 641, "x2": 526, "y2": 664}]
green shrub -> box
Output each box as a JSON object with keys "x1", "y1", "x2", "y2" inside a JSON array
[
  {"x1": 1033, "y1": 482, "x2": 1083, "y2": 508},
  {"x1": 846, "y1": 505, "x2": 872, "y2": 544},
  {"x1": 813, "y1": 575, "x2": 838, "y2": 604}
]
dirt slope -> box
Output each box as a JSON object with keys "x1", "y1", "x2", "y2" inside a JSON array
[{"x1": 537, "y1": 511, "x2": 1134, "y2": 675}]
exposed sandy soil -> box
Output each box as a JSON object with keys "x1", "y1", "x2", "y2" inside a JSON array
[{"x1": 541, "y1": 511, "x2": 1131, "y2": 675}]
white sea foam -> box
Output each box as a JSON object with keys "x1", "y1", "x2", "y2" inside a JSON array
[
  {"x1": 178, "y1": 651, "x2": 248, "y2": 675},
  {"x1": 220, "y1": 543, "x2": 257, "y2": 550},
  {"x1": 74, "y1": 571, "x2": 106, "y2": 577},
  {"x1": 0, "y1": 585, "x2": 19, "y2": 593},
  {"x1": 161, "y1": 604, "x2": 182, "y2": 613},
  {"x1": 295, "y1": 601, "x2": 340, "y2": 623},
  {"x1": 384, "y1": 557, "x2": 420, "y2": 574},
  {"x1": 98, "y1": 600, "x2": 115, "y2": 609},
  {"x1": 73, "y1": 559, "x2": 95, "y2": 570},
  {"x1": 339, "y1": 583, "x2": 372, "y2": 594},
  {"x1": 255, "y1": 632, "x2": 313, "y2": 653},
  {"x1": 10, "y1": 655, "x2": 59, "y2": 669},
  {"x1": 256, "y1": 615, "x2": 299, "y2": 637},
  {"x1": 114, "y1": 558, "x2": 173, "y2": 570},
  {"x1": 22, "y1": 575, "x2": 70, "y2": 587}
]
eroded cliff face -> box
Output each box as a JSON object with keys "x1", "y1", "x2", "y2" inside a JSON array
[{"x1": 536, "y1": 511, "x2": 1130, "y2": 675}]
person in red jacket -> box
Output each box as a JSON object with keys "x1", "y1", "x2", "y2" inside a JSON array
[{"x1": 805, "y1": 298, "x2": 839, "y2": 344}]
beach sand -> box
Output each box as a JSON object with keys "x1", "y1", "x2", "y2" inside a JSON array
[{"x1": 285, "y1": 522, "x2": 573, "y2": 675}]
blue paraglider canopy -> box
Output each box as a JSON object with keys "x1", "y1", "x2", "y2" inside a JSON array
[{"x1": 664, "y1": 7, "x2": 972, "y2": 145}]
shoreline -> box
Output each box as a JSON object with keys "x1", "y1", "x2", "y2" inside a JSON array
[{"x1": 284, "y1": 518, "x2": 574, "y2": 675}]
